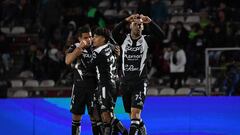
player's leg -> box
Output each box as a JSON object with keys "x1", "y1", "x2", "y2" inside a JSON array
[
  {"x1": 72, "y1": 114, "x2": 82, "y2": 135},
  {"x1": 70, "y1": 84, "x2": 86, "y2": 135},
  {"x1": 110, "y1": 96, "x2": 128, "y2": 135},
  {"x1": 138, "y1": 119, "x2": 147, "y2": 135},
  {"x1": 87, "y1": 90, "x2": 103, "y2": 135},
  {"x1": 111, "y1": 117, "x2": 128, "y2": 135},
  {"x1": 122, "y1": 83, "x2": 133, "y2": 134},
  {"x1": 98, "y1": 86, "x2": 114, "y2": 135},
  {"x1": 129, "y1": 81, "x2": 148, "y2": 135}
]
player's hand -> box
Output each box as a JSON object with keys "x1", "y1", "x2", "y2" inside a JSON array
[
  {"x1": 114, "y1": 46, "x2": 121, "y2": 57},
  {"x1": 79, "y1": 40, "x2": 89, "y2": 49},
  {"x1": 125, "y1": 14, "x2": 140, "y2": 22},
  {"x1": 140, "y1": 14, "x2": 151, "y2": 24}
]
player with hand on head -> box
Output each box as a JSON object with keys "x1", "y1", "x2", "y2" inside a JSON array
[{"x1": 112, "y1": 14, "x2": 164, "y2": 135}]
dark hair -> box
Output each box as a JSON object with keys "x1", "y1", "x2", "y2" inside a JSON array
[
  {"x1": 77, "y1": 25, "x2": 91, "y2": 38},
  {"x1": 94, "y1": 27, "x2": 110, "y2": 43}
]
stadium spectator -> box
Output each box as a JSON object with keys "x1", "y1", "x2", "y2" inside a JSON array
[
  {"x1": 164, "y1": 42, "x2": 186, "y2": 89},
  {"x1": 171, "y1": 21, "x2": 189, "y2": 50}
]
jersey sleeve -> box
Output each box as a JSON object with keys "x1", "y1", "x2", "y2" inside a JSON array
[
  {"x1": 66, "y1": 44, "x2": 77, "y2": 54},
  {"x1": 144, "y1": 21, "x2": 165, "y2": 48},
  {"x1": 112, "y1": 20, "x2": 128, "y2": 45}
]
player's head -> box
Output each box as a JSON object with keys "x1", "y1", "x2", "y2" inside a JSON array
[
  {"x1": 130, "y1": 17, "x2": 144, "y2": 37},
  {"x1": 92, "y1": 27, "x2": 110, "y2": 48},
  {"x1": 77, "y1": 25, "x2": 92, "y2": 45}
]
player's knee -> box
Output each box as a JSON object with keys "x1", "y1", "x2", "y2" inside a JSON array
[
  {"x1": 72, "y1": 114, "x2": 82, "y2": 121},
  {"x1": 131, "y1": 108, "x2": 141, "y2": 119},
  {"x1": 101, "y1": 112, "x2": 112, "y2": 123}
]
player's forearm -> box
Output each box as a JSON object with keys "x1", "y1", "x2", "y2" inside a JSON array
[
  {"x1": 65, "y1": 48, "x2": 82, "y2": 65},
  {"x1": 112, "y1": 20, "x2": 127, "y2": 44},
  {"x1": 149, "y1": 21, "x2": 165, "y2": 39}
]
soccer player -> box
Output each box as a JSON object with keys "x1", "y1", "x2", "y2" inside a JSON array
[
  {"x1": 112, "y1": 14, "x2": 164, "y2": 135},
  {"x1": 65, "y1": 25, "x2": 103, "y2": 135},
  {"x1": 92, "y1": 27, "x2": 128, "y2": 135}
]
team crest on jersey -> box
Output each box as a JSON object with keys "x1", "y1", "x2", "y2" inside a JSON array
[{"x1": 92, "y1": 52, "x2": 96, "y2": 59}]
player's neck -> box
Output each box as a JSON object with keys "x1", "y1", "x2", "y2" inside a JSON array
[{"x1": 131, "y1": 33, "x2": 141, "y2": 40}]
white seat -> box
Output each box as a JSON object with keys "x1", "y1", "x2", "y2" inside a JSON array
[
  {"x1": 176, "y1": 87, "x2": 191, "y2": 95},
  {"x1": 118, "y1": 9, "x2": 131, "y2": 17},
  {"x1": 98, "y1": 0, "x2": 110, "y2": 9},
  {"x1": 40, "y1": 80, "x2": 55, "y2": 87},
  {"x1": 170, "y1": 16, "x2": 184, "y2": 23},
  {"x1": 185, "y1": 15, "x2": 200, "y2": 23},
  {"x1": 11, "y1": 26, "x2": 26, "y2": 34},
  {"x1": 203, "y1": 77, "x2": 216, "y2": 85},
  {"x1": 11, "y1": 80, "x2": 23, "y2": 87},
  {"x1": 24, "y1": 80, "x2": 39, "y2": 87},
  {"x1": 19, "y1": 70, "x2": 34, "y2": 79},
  {"x1": 164, "y1": 0, "x2": 171, "y2": 6},
  {"x1": 190, "y1": 87, "x2": 207, "y2": 96},
  {"x1": 12, "y1": 90, "x2": 28, "y2": 97},
  {"x1": 172, "y1": 0, "x2": 184, "y2": 6},
  {"x1": 185, "y1": 78, "x2": 201, "y2": 86},
  {"x1": 147, "y1": 87, "x2": 159, "y2": 96},
  {"x1": 104, "y1": 9, "x2": 118, "y2": 17},
  {"x1": 160, "y1": 88, "x2": 175, "y2": 95},
  {"x1": 127, "y1": 0, "x2": 138, "y2": 8},
  {"x1": 0, "y1": 27, "x2": 11, "y2": 34}
]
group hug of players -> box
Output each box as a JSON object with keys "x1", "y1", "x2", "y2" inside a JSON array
[{"x1": 65, "y1": 14, "x2": 164, "y2": 135}]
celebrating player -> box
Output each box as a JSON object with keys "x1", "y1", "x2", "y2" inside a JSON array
[
  {"x1": 112, "y1": 14, "x2": 164, "y2": 135},
  {"x1": 65, "y1": 25, "x2": 103, "y2": 135}
]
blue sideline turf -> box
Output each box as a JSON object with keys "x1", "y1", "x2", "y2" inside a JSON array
[{"x1": 0, "y1": 97, "x2": 240, "y2": 135}]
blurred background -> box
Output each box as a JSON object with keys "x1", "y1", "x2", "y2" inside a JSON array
[
  {"x1": 1, "y1": 0, "x2": 240, "y2": 98},
  {"x1": 1, "y1": 0, "x2": 240, "y2": 134}
]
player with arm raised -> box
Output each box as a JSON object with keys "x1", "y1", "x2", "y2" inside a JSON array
[
  {"x1": 65, "y1": 25, "x2": 103, "y2": 135},
  {"x1": 112, "y1": 14, "x2": 164, "y2": 135}
]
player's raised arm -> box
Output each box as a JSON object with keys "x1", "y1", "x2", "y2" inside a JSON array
[
  {"x1": 112, "y1": 14, "x2": 139, "y2": 45},
  {"x1": 141, "y1": 15, "x2": 165, "y2": 40},
  {"x1": 65, "y1": 40, "x2": 88, "y2": 65}
]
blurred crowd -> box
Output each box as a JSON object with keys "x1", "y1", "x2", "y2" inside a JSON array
[{"x1": 1, "y1": 0, "x2": 240, "y2": 87}]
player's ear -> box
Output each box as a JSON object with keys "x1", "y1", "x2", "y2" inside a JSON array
[
  {"x1": 130, "y1": 22, "x2": 133, "y2": 29},
  {"x1": 78, "y1": 37, "x2": 82, "y2": 42},
  {"x1": 141, "y1": 24, "x2": 144, "y2": 30}
]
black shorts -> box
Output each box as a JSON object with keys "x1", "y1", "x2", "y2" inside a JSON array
[
  {"x1": 121, "y1": 80, "x2": 148, "y2": 113},
  {"x1": 70, "y1": 83, "x2": 97, "y2": 115},
  {"x1": 97, "y1": 84, "x2": 117, "y2": 113}
]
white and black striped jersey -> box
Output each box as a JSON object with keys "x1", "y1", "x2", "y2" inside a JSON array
[
  {"x1": 66, "y1": 43, "x2": 96, "y2": 82},
  {"x1": 92, "y1": 43, "x2": 117, "y2": 87},
  {"x1": 112, "y1": 20, "x2": 164, "y2": 82}
]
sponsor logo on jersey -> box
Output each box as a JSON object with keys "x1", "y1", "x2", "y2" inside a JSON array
[
  {"x1": 124, "y1": 64, "x2": 139, "y2": 71},
  {"x1": 82, "y1": 53, "x2": 92, "y2": 58},
  {"x1": 124, "y1": 54, "x2": 142, "y2": 60},
  {"x1": 125, "y1": 45, "x2": 142, "y2": 52}
]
